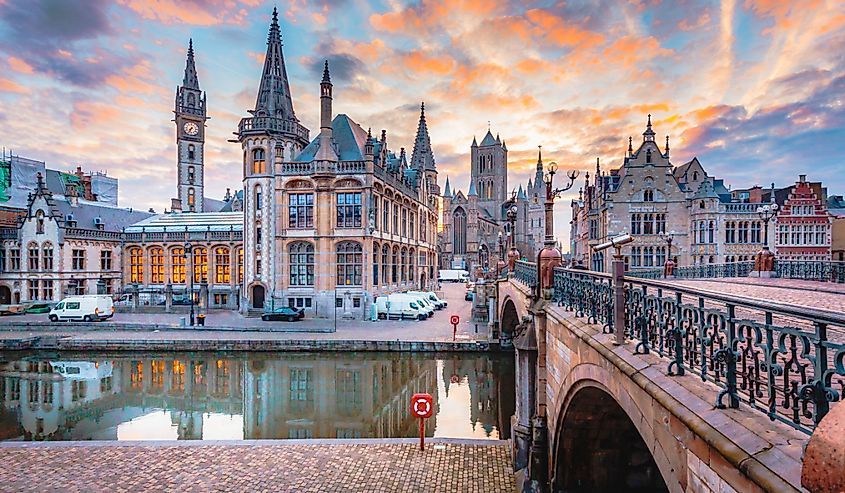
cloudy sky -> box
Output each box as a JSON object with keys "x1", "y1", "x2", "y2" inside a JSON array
[{"x1": 1, "y1": 0, "x2": 844, "y2": 243}]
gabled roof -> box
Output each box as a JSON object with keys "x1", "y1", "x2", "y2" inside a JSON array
[
  {"x1": 293, "y1": 114, "x2": 368, "y2": 162},
  {"x1": 479, "y1": 130, "x2": 497, "y2": 147}
]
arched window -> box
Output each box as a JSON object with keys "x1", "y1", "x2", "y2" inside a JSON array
[
  {"x1": 41, "y1": 242, "x2": 53, "y2": 270},
  {"x1": 214, "y1": 247, "x2": 231, "y2": 284},
  {"x1": 149, "y1": 247, "x2": 164, "y2": 283},
  {"x1": 188, "y1": 144, "x2": 195, "y2": 161},
  {"x1": 188, "y1": 166, "x2": 195, "y2": 184},
  {"x1": 400, "y1": 248, "x2": 407, "y2": 282},
  {"x1": 392, "y1": 246, "x2": 399, "y2": 283},
  {"x1": 289, "y1": 242, "x2": 314, "y2": 286},
  {"x1": 693, "y1": 171, "x2": 698, "y2": 181},
  {"x1": 129, "y1": 247, "x2": 143, "y2": 283},
  {"x1": 698, "y1": 221, "x2": 706, "y2": 243},
  {"x1": 187, "y1": 93, "x2": 196, "y2": 107},
  {"x1": 27, "y1": 242, "x2": 39, "y2": 271},
  {"x1": 171, "y1": 247, "x2": 186, "y2": 283},
  {"x1": 708, "y1": 221, "x2": 715, "y2": 243},
  {"x1": 336, "y1": 242, "x2": 362, "y2": 286},
  {"x1": 725, "y1": 221, "x2": 735, "y2": 243},
  {"x1": 35, "y1": 210, "x2": 45, "y2": 234},
  {"x1": 373, "y1": 244, "x2": 379, "y2": 285},
  {"x1": 453, "y1": 207, "x2": 467, "y2": 254},
  {"x1": 382, "y1": 244, "x2": 389, "y2": 285},
  {"x1": 237, "y1": 248, "x2": 244, "y2": 284},
  {"x1": 255, "y1": 185, "x2": 263, "y2": 209},
  {"x1": 646, "y1": 149, "x2": 652, "y2": 163},
  {"x1": 252, "y1": 148, "x2": 266, "y2": 174},
  {"x1": 193, "y1": 247, "x2": 208, "y2": 283},
  {"x1": 187, "y1": 188, "x2": 195, "y2": 210},
  {"x1": 409, "y1": 248, "x2": 415, "y2": 283}
]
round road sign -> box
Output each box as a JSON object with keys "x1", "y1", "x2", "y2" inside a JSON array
[
  {"x1": 411, "y1": 393, "x2": 434, "y2": 419},
  {"x1": 450, "y1": 315, "x2": 460, "y2": 326}
]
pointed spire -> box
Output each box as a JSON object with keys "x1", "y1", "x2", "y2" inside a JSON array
[
  {"x1": 182, "y1": 38, "x2": 199, "y2": 89},
  {"x1": 537, "y1": 145, "x2": 543, "y2": 172},
  {"x1": 517, "y1": 184, "x2": 526, "y2": 200},
  {"x1": 502, "y1": 139, "x2": 507, "y2": 151},
  {"x1": 596, "y1": 157, "x2": 600, "y2": 175},
  {"x1": 471, "y1": 136, "x2": 477, "y2": 147},
  {"x1": 643, "y1": 113, "x2": 655, "y2": 141},
  {"x1": 322, "y1": 60, "x2": 331, "y2": 83},
  {"x1": 443, "y1": 176, "x2": 452, "y2": 197},
  {"x1": 468, "y1": 179, "x2": 478, "y2": 197},
  {"x1": 253, "y1": 7, "x2": 296, "y2": 120},
  {"x1": 527, "y1": 178, "x2": 533, "y2": 191},
  {"x1": 628, "y1": 136, "x2": 633, "y2": 156},
  {"x1": 664, "y1": 135, "x2": 670, "y2": 156},
  {"x1": 411, "y1": 101, "x2": 436, "y2": 170}
]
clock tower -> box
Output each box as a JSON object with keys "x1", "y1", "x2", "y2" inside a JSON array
[{"x1": 174, "y1": 39, "x2": 208, "y2": 212}]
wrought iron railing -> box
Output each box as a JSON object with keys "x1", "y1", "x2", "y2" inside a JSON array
[
  {"x1": 627, "y1": 261, "x2": 756, "y2": 280},
  {"x1": 530, "y1": 264, "x2": 845, "y2": 434},
  {"x1": 513, "y1": 260, "x2": 537, "y2": 288},
  {"x1": 776, "y1": 260, "x2": 845, "y2": 283}
]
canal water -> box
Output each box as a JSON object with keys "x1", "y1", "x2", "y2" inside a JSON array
[{"x1": 0, "y1": 352, "x2": 514, "y2": 442}]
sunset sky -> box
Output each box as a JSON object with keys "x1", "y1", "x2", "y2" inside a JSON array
[{"x1": 1, "y1": 0, "x2": 844, "y2": 242}]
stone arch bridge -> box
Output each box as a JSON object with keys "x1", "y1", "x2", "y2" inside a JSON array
[{"x1": 496, "y1": 261, "x2": 845, "y2": 493}]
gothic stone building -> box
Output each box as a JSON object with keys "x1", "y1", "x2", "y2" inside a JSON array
[
  {"x1": 238, "y1": 9, "x2": 439, "y2": 318},
  {"x1": 439, "y1": 133, "x2": 545, "y2": 277}
]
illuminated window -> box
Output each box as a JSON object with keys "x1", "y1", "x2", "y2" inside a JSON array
[
  {"x1": 193, "y1": 247, "x2": 208, "y2": 283},
  {"x1": 336, "y1": 242, "x2": 362, "y2": 286},
  {"x1": 150, "y1": 247, "x2": 164, "y2": 284},
  {"x1": 129, "y1": 247, "x2": 143, "y2": 283},
  {"x1": 252, "y1": 148, "x2": 266, "y2": 174},
  {"x1": 171, "y1": 248, "x2": 186, "y2": 283},
  {"x1": 237, "y1": 248, "x2": 243, "y2": 284},
  {"x1": 214, "y1": 247, "x2": 230, "y2": 284}
]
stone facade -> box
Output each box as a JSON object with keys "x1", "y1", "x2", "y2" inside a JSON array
[
  {"x1": 775, "y1": 175, "x2": 832, "y2": 261},
  {"x1": 237, "y1": 10, "x2": 438, "y2": 318}
]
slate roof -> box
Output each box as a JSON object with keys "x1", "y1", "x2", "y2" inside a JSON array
[
  {"x1": 56, "y1": 200, "x2": 153, "y2": 233},
  {"x1": 293, "y1": 114, "x2": 368, "y2": 162},
  {"x1": 479, "y1": 130, "x2": 497, "y2": 147},
  {"x1": 124, "y1": 212, "x2": 243, "y2": 233},
  {"x1": 203, "y1": 197, "x2": 225, "y2": 212}
]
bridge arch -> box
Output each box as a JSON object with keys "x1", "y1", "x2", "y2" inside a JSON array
[
  {"x1": 551, "y1": 365, "x2": 674, "y2": 493},
  {"x1": 500, "y1": 297, "x2": 521, "y2": 343}
]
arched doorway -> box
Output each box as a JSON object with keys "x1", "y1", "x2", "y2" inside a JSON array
[
  {"x1": 419, "y1": 272, "x2": 426, "y2": 290},
  {"x1": 499, "y1": 299, "x2": 519, "y2": 349},
  {"x1": 554, "y1": 386, "x2": 668, "y2": 493},
  {"x1": 0, "y1": 285, "x2": 10, "y2": 305},
  {"x1": 251, "y1": 285, "x2": 265, "y2": 309}
]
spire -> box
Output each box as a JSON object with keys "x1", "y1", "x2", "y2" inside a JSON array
[
  {"x1": 468, "y1": 179, "x2": 478, "y2": 197},
  {"x1": 537, "y1": 145, "x2": 543, "y2": 172},
  {"x1": 253, "y1": 7, "x2": 296, "y2": 120},
  {"x1": 664, "y1": 135, "x2": 670, "y2": 156},
  {"x1": 596, "y1": 157, "x2": 600, "y2": 176},
  {"x1": 471, "y1": 136, "x2": 478, "y2": 147},
  {"x1": 628, "y1": 136, "x2": 633, "y2": 156},
  {"x1": 502, "y1": 139, "x2": 507, "y2": 151},
  {"x1": 183, "y1": 39, "x2": 199, "y2": 89},
  {"x1": 443, "y1": 176, "x2": 452, "y2": 197},
  {"x1": 322, "y1": 60, "x2": 331, "y2": 83},
  {"x1": 643, "y1": 113, "x2": 655, "y2": 141},
  {"x1": 410, "y1": 101, "x2": 436, "y2": 171},
  {"x1": 315, "y1": 60, "x2": 336, "y2": 162},
  {"x1": 518, "y1": 184, "x2": 526, "y2": 200}
]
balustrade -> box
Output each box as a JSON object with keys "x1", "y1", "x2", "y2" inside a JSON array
[{"x1": 513, "y1": 260, "x2": 537, "y2": 288}]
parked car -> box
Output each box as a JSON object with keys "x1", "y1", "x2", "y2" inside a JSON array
[
  {"x1": 396, "y1": 294, "x2": 434, "y2": 318},
  {"x1": 465, "y1": 290, "x2": 474, "y2": 301},
  {"x1": 49, "y1": 295, "x2": 114, "y2": 322},
  {"x1": 261, "y1": 307, "x2": 304, "y2": 322},
  {"x1": 25, "y1": 302, "x2": 54, "y2": 314}
]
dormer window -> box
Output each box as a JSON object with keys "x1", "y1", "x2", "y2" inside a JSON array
[
  {"x1": 646, "y1": 149, "x2": 652, "y2": 164},
  {"x1": 693, "y1": 171, "x2": 699, "y2": 181}
]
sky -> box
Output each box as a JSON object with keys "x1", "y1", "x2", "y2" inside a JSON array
[{"x1": 1, "y1": 0, "x2": 844, "y2": 244}]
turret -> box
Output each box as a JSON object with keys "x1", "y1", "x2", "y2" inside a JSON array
[{"x1": 315, "y1": 60, "x2": 337, "y2": 162}]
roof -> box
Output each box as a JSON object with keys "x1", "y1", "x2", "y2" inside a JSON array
[
  {"x1": 479, "y1": 130, "x2": 497, "y2": 147},
  {"x1": 293, "y1": 114, "x2": 368, "y2": 162},
  {"x1": 467, "y1": 180, "x2": 477, "y2": 197},
  {"x1": 56, "y1": 200, "x2": 153, "y2": 233},
  {"x1": 124, "y1": 212, "x2": 243, "y2": 233},
  {"x1": 203, "y1": 197, "x2": 225, "y2": 212}
]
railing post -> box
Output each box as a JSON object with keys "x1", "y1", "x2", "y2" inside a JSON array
[
  {"x1": 667, "y1": 292, "x2": 685, "y2": 376},
  {"x1": 716, "y1": 303, "x2": 740, "y2": 409},
  {"x1": 612, "y1": 253, "x2": 626, "y2": 345}
]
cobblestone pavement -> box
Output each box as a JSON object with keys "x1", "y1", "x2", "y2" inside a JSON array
[
  {"x1": 0, "y1": 441, "x2": 515, "y2": 493},
  {"x1": 0, "y1": 283, "x2": 481, "y2": 343},
  {"x1": 672, "y1": 278, "x2": 845, "y2": 313}
]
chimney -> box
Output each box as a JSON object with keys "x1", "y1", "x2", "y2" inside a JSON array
[{"x1": 799, "y1": 174, "x2": 806, "y2": 183}]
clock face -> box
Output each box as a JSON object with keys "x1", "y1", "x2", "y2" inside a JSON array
[{"x1": 183, "y1": 122, "x2": 199, "y2": 136}]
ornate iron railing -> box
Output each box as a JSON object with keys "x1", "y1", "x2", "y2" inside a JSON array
[
  {"x1": 513, "y1": 260, "x2": 537, "y2": 288},
  {"x1": 775, "y1": 260, "x2": 845, "y2": 283},
  {"x1": 627, "y1": 261, "x2": 756, "y2": 280},
  {"x1": 540, "y1": 265, "x2": 845, "y2": 434}
]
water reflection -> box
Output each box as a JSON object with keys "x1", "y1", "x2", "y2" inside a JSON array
[{"x1": 0, "y1": 352, "x2": 513, "y2": 441}]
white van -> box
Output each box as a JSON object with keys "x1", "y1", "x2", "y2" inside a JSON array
[
  {"x1": 438, "y1": 269, "x2": 468, "y2": 283},
  {"x1": 49, "y1": 295, "x2": 114, "y2": 322},
  {"x1": 396, "y1": 294, "x2": 433, "y2": 317},
  {"x1": 408, "y1": 291, "x2": 446, "y2": 310},
  {"x1": 375, "y1": 295, "x2": 391, "y2": 320},
  {"x1": 387, "y1": 296, "x2": 427, "y2": 320}
]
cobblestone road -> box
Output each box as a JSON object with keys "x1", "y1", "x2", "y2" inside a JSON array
[
  {"x1": 0, "y1": 441, "x2": 514, "y2": 493},
  {"x1": 672, "y1": 278, "x2": 845, "y2": 313}
]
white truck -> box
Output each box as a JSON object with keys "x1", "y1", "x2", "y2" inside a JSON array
[
  {"x1": 438, "y1": 269, "x2": 468, "y2": 283},
  {"x1": 49, "y1": 295, "x2": 114, "y2": 322}
]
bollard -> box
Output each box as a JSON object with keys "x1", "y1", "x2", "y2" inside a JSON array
[{"x1": 612, "y1": 253, "x2": 626, "y2": 345}]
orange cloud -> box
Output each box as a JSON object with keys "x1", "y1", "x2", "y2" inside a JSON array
[
  {"x1": 70, "y1": 101, "x2": 121, "y2": 129},
  {"x1": 105, "y1": 60, "x2": 163, "y2": 95},
  {"x1": 370, "y1": 0, "x2": 498, "y2": 33},
  {"x1": 247, "y1": 51, "x2": 265, "y2": 66},
  {"x1": 116, "y1": 0, "x2": 253, "y2": 26},
  {"x1": 0, "y1": 77, "x2": 29, "y2": 94},
  {"x1": 8, "y1": 56, "x2": 33, "y2": 74},
  {"x1": 525, "y1": 9, "x2": 605, "y2": 48},
  {"x1": 401, "y1": 51, "x2": 456, "y2": 76},
  {"x1": 601, "y1": 35, "x2": 674, "y2": 68}
]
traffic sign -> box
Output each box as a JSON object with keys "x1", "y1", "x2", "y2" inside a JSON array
[{"x1": 449, "y1": 315, "x2": 460, "y2": 326}]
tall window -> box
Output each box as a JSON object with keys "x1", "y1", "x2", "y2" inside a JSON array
[
  {"x1": 391, "y1": 247, "x2": 399, "y2": 283},
  {"x1": 400, "y1": 248, "x2": 407, "y2": 282},
  {"x1": 643, "y1": 190, "x2": 654, "y2": 202},
  {"x1": 401, "y1": 208, "x2": 407, "y2": 237},
  {"x1": 408, "y1": 249, "x2": 415, "y2": 283},
  {"x1": 453, "y1": 208, "x2": 467, "y2": 254},
  {"x1": 28, "y1": 279, "x2": 39, "y2": 300},
  {"x1": 252, "y1": 148, "x2": 266, "y2": 174},
  {"x1": 27, "y1": 243, "x2": 39, "y2": 271},
  {"x1": 100, "y1": 250, "x2": 112, "y2": 271},
  {"x1": 751, "y1": 222, "x2": 761, "y2": 243},
  {"x1": 382, "y1": 244, "x2": 389, "y2": 284},
  {"x1": 392, "y1": 203, "x2": 399, "y2": 233},
  {"x1": 646, "y1": 149, "x2": 652, "y2": 163},
  {"x1": 188, "y1": 188, "x2": 195, "y2": 210},
  {"x1": 336, "y1": 369, "x2": 362, "y2": 416},
  {"x1": 382, "y1": 199, "x2": 389, "y2": 232},
  {"x1": 289, "y1": 368, "x2": 314, "y2": 412},
  {"x1": 656, "y1": 214, "x2": 666, "y2": 234},
  {"x1": 373, "y1": 197, "x2": 380, "y2": 231},
  {"x1": 9, "y1": 248, "x2": 20, "y2": 271},
  {"x1": 698, "y1": 221, "x2": 706, "y2": 243},
  {"x1": 739, "y1": 222, "x2": 749, "y2": 243},
  {"x1": 41, "y1": 280, "x2": 53, "y2": 301},
  {"x1": 188, "y1": 166, "x2": 195, "y2": 184},
  {"x1": 188, "y1": 144, "x2": 195, "y2": 160},
  {"x1": 150, "y1": 247, "x2": 165, "y2": 283},
  {"x1": 631, "y1": 246, "x2": 641, "y2": 267},
  {"x1": 726, "y1": 222, "x2": 735, "y2": 243},
  {"x1": 643, "y1": 214, "x2": 654, "y2": 234},
  {"x1": 193, "y1": 247, "x2": 208, "y2": 283},
  {"x1": 237, "y1": 249, "x2": 244, "y2": 284},
  {"x1": 336, "y1": 192, "x2": 362, "y2": 228},
  {"x1": 289, "y1": 242, "x2": 314, "y2": 286},
  {"x1": 214, "y1": 247, "x2": 230, "y2": 284},
  {"x1": 171, "y1": 248, "x2": 186, "y2": 283},
  {"x1": 656, "y1": 246, "x2": 666, "y2": 266},
  {"x1": 288, "y1": 193, "x2": 314, "y2": 228},
  {"x1": 129, "y1": 247, "x2": 143, "y2": 283},
  {"x1": 72, "y1": 249, "x2": 86, "y2": 270},
  {"x1": 255, "y1": 186, "x2": 263, "y2": 209},
  {"x1": 708, "y1": 221, "x2": 715, "y2": 243},
  {"x1": 631, "y1": 214, "x2": 641, "y2": 235},
  {"x1": 336, "y1": 242, "x2": 362, "y2": 286},
  {"x1": 373, "y1": 244, "x2": 379, "y2": 285}
]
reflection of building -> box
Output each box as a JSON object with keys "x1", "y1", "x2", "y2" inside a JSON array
[
  {"x1": 244, "y1": 355, "x2": 436, "y2": 439},
  {"x1": 441, "y1": 355, "x2": 513, "y2": 438},
  {"x1": 238, "y1": 10, "x2": 439, "y2": 317}
]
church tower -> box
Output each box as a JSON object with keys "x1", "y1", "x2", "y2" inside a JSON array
[
  {"x1": 471, "y1": 129, "x2": 507, "y2": 222},
  {"x1": 174, "y1": 39, "x2": 208, "y2": 213},
  {"x1": 410, "y1": 102, "x2": 439, "y2": 204},
  {"x1": 237, "y1": 8, "x2": 310, "y2": 311}
]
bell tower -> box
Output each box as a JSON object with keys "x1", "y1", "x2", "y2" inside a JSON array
[{"x1": 174, "y1": 39, "x2": 208, "y2": 212}]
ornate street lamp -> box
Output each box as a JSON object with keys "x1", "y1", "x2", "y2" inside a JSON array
[
  {"x1": 184, "y1": 242, "x2": 195, "y2": 326},
  {"x1": 663, "y1": 231, "x2": 676, "y2": 278},
  {"x1": 496, "y1": 231, "x2": 506, "y2": 276},
  {"x1": 538, "y1": 162, "x2": 579, "y2": 298},
  {"x1": 754, "y1": 187, "x2": 778, "y2": 275},
  {"x1": 506, "y1": 204, "x2": 520, "y2": 271},
  {"x1": 756, "y1": 203, "x2": 778, "y2": 247}
]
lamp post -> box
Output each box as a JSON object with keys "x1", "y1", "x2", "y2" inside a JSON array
[
  {"x1": 496, "y1": 231, "x2": 506, "y2": 276},
  {"x1": 184, "y1": 242, "x2": 195, "y2": 326},
  {"x1": 506, "y1": 204, "x2": 520, "y2": 272},
  {"x1": 756, "y1": 204, "x2": 778, "y2": 247},
  {"x1": 538, "y1": 162, "x2": 579, "y2": 299},
  {"x1": 755, "y1": 190, "x2": 778, "y2": 276},
  {"x1": 663, "y1": 231, "x2": 676, "y2": 278}
]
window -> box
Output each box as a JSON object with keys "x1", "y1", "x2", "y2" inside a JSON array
[
  {"x1": 751, "y1": 222, "x2": 761, "y2": 243},
  {"x1": 739, "y1": 222, "x2": 749, "y2": 243},
  {"x1": 708, "y1": 221, "x2": 715, "y2": 243},
  {"x1": 237, "y1": 249, "x2": 243, "y2": 284},
  {"x1": 644, "y1": 247, "x2": 654, "y2": 267},
  {"x1": 382, "y1": 199, "x2": 389, "y2": 232},
  {"x1": 28, "y1": 279, "x2": 39, "y2": 300},
  {"x1": 656, "y1": 214, "x2": 666, "y2": 234},
  {"x1": 252, "y1": 148, "x2": 266, "y2": 174},
  {"x1": 401, "y1": 208, "x2": 407, "y2": 237},
  {"x1": 288, "y1": 193, "x2": 314, "y2": 228},
  {"x1": 336, "y1": 297, "x2": 343, "y2": 308},
  {"x1": 643, "y1": 214, "x2": 653, "y2": 235},
  {"x1": 214, "y1": 247, "x2": 230, "y2": 284},
  {"x1": 28, "y1": 243, "x2": 39, "y2": 270},
  {"x1": 188, "y1": 144, "x2": 195, "y2": 161},
  {"x1": 36, "y1": 210, "x2": 45, "y2": 234},
  {"x1": 646, "y1": 149, "x2": 652, "y2": 163},
  {"x1": 453, "y1": 208, "x2": 467, "y2": 254},
  {"x1": 213, "y1": 293, "x2": 228, "y2": 306},
  {"x1": 187, "y1": 188, "x2": 195, "y2": 210},
  {"x1": 9, "y1": 248, "x2": 19, "y2": 271},
  {"x1": 353, "y1": 297, "x2": 361, "y2": 308},
  {"x1": 392, "y1": 247, "x2": 398, "y2": 283},
  {"x1": 336, "y1": 242, "x2": 362, "y2": 286},
  {"x1": 656, "y1": 246, "x2": 666, "y2": 266},
  {"x1": 188, "y1": 166, "x2": 195, "y2": 184},
  {"x1": 643, "y1": 190, "x2": 654, "y2": 202},
  {"x1": 400, "y1": 248, "x2": 407, "y2": 282},
  {"x1": 726, "y1": 222, "x2": 735, "y2": 243},
  {"x1": 41, "y1": 280, "x2": 53, "y2": 300},
  {"x1": 631, "y1": 214, "x2": 641, "y2": 235},
  {"x1": 150, "y1": 247, "x2": 164, "y2": 283},
  {"x1": 288, "y1": 297, "x2": 312, "y2": 308},
  {"x1": 289, "y1": 242, "x2": 314, "y2": 286},
  {"x1": 129, "y1": 247, "x2": 143, "y2": 283},
  {"x1": 289, "y1": 368, "x2": 314, "y2": 411},
  {"x1": 382, "y1": 244, "x2": 389, "y2": 284},
  {"x1": 373, "y1": 244, "x2": 379, "y2": 285},
  {"x1": 698, "y1": 221, "x2": 706, "y2": 244},
  {"x1": 336, "y1": 369, "x2": 362, "y2": 416},
  {"x1": 815, "y1": 225, "x2": 826, "y2": 245},
  {"x1": 631, "y1": 246, "x2": 641, "y2": 267},
  {"x1": 373, "y1": 196, "x2": 380, "y2": 231},
  {"x1": 72, "y1": 249, "x2": 86, "y2": 270},
  {"x1": 336, "y1": 192, "x2": 362, "y2": 228},
  {"x1": 693, "y1": 171, "x2": 699, "y2": 181},
  {"x1": 256, "y1": 226, "x2": 262, "y2": 244},
  {"x1": 255, "y1": 186, "x2": 263, "y2": 209},
  {"x1": 393, "y1": 202, "x2": 399, "y2": 234},
  {"x1": 100, "y1": 250, "x2": 112, "y2": 271},
  {"x1": 171, "y1": 248, "x2": 186, "y2": 283},
  {"x1": 193, "y1": 247, "x2": 208, "y2": 283}
]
